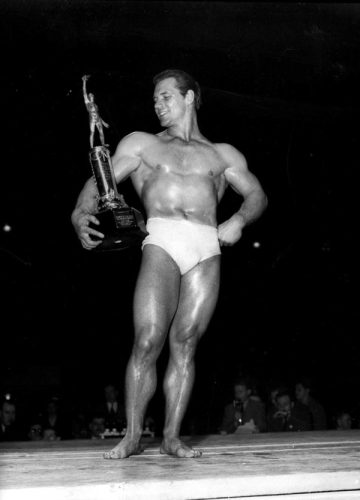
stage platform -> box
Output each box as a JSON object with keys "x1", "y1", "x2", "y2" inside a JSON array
[{"x1": 1, "y1": 430, "x2": 360, "y2": 499}]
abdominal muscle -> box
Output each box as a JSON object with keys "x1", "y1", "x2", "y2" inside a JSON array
[{"x1": 140, "y1": 172, "x2": 219, "y2": 227}]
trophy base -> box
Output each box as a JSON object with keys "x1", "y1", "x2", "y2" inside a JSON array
[{"x1": 89, "y1": 206, "x2": 147, "y2": 251}]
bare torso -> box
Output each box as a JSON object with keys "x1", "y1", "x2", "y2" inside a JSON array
[{"x1": 129, "y1": 131, "x2": 228, "y2": 226}]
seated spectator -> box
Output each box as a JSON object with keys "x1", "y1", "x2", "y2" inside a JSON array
[
  {"x1": 71, "y1": 408, "x2": 90, "y2": 440},
  {"x1": 265, "y1": 382, "x2": 287, "y2": 430},
  {"x1": 27, "y1": 421, "x2": 44, "y2": 441},
  {"x1": 336, "y1": 410, "x2": 353, "y2": 430},
  {"x1": 96, "y1": 383, "x2": 126, "y2": 433},
  {"x1": 89, "y1": 413, "x2": 106, "y2": 439},
  {"x1": 295, "y1": 377, "x2": 327, "y2": 430},
  {"x1": 268, "y1": 389, "x2": 312, "y2": 432},
  {"x1": 0, "y1": 397, "x2": 26, "y2": 441},
  {"x1": 219, "y1": 377, "x2": 267, "y2": 434},
  {"x1": 40, "y1": 396, "x2": 71, "y2": 440},
  {"x1": 43, "y1": 428, "x2": 60, "y2": 441}
]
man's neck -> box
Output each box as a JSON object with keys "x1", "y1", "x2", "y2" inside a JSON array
[{"x1": 165, "y1": 115, "x2": 201, "y2": 142}]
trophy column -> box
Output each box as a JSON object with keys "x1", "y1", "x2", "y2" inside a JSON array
[{"x1": 82, "y1": 75, "x2": 147, "y2": 251}]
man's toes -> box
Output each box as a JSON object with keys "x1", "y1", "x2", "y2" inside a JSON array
[
  {"x1": 177, "y1": 446, "x2": 202, "y2": 458},
  {"x1": 103, "y1": 450, "x2": 120, "y2": 459}
]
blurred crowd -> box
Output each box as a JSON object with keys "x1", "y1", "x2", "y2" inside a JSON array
[{"x1": 0, "y1": 376, "x2": 358, "y2": 443}]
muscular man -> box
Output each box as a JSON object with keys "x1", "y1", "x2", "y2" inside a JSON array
[{"x1": 71, "y1": 69, "x2": 267, "y2": 458}]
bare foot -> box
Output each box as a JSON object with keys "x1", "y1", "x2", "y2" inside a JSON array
[
  {"x1": 103, "y1": 437, "x2": 144, "y2": 459},
  {"x1": 160, "y1": 437, "x2": 202, "y2": 458}
]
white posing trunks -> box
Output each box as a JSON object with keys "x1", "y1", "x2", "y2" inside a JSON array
[{"x1": 142, "y1": 217, "x2": 221, "y2": 275}]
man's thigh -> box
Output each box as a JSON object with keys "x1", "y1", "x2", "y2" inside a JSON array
[
  {"x1": 170, "y1": 255, "x2": 221, "y2": 341},
  {"x1": 133, "y1": 244, "x2": 181, "y2": 335}
]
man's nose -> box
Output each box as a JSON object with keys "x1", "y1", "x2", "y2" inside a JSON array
[{"x1": 155, "y1": 101, "x2": 164, "y2": 111}]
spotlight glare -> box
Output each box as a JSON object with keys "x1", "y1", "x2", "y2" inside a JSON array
[{"x1": 3, "y1": 224, "x2": 12, "y2": 232}]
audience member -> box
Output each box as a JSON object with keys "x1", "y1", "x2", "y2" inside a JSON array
[
  {"x1": 27, "y1": 419, "x2": 44, "y2": 441},
  {"x1": 88, "y1": 413, "x2": 106, "y2": 439},
  {"x1": 219, "y1": 377, "x2": 267, "y2": 434},
  {"x1": 71, "y1": 408, "x2": 90, "y2": 439},
  {"x1": 94, "y1": 383, "x2": 126, "y2": 432},
  {"x1": 335, "y1": 410, "x2": 353, "y2": 430},
  {"x1": 43, "y1": 428, "x2": 61, "y2": 441},
  {"x1": 40, "y1": 396, "x2": 71, "y2": 440},
  {"x1": 267, "y1": 389, "x2": 312, "y2": 432},
  {"x1": 0, "y1": 397, "x2": 25, "y2": 441},
  {"x1": 295, "y1": 377, "x2": 327, "y2": 430},
  {"x1": 265, "y1": 382, "x2": 287, "y2": 430}
]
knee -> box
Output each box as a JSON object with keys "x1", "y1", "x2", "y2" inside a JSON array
[
  {"x1": 172, "y1": 323, "x2": 203, "y2": 352},
  {"x1": 133, "y1": 325, "x2": 166, "y2": 360}
]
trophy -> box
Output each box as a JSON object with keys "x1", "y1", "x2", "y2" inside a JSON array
[{"x1": 82, "y1": 75, "x2": 147, "y2": 251}]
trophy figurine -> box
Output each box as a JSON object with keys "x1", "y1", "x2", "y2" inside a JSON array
[{"x1": 82, "y1": 75, "x2": 147, "y2": 251}]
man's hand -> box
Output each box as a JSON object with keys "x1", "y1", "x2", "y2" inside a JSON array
[
  {"x1": 274, "y1": 409, "x2": 290, "y2": 419},
  {"x1": 217, "y1": 213, "x2": 246, "y2": 246},
  {"x1": 72, "y1": 211, "x2": 104, "y2": 250}
]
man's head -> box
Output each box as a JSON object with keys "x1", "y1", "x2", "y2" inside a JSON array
[
  {"x1": 336, "y1": 411, "x2": 352, "y2": 430},
  {"x1": 233, "y1": 378, "x2": 252, "y2": 404},
  {"x1": 104, "y1": 384, "x2": 119, "y2": 403},
  {"x1": 276, "y1": 391, "x2": 293, "y2": 413},
  {"x1": 0, "y1": 401, "x2": 16, "y2": 427},
  {"x1": 153, "y1": 69, "x2": 202, "y2": 110},
  {"x1": 46, "y1": 397, "x2": 59, "y2": 415},
  {"x1": 89, "y1": 415, "x2": 106, "y2": 438},
  {"x1": 28, "y1": 423, "x2": 43, "y2": 441},
  {"x1": 295, "y1": 378, "x2": 312, "y2": 404}
]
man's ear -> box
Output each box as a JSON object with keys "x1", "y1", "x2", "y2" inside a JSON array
[{"x1": 185, "y1": 89, "x2": 195, "y2": 106}]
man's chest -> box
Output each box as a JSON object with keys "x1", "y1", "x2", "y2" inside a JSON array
[{"x1": 140, "y1": 141, "x2": 225, "y2": 177}]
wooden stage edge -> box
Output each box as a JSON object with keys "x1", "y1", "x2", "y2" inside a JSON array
[{"x1": 1, "y1": 430, "x2": 360, "y2": 500}]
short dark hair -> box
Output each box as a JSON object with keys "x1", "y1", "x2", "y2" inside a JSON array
[
  {"x1": 153, "y1": 69, "x2": 202, "y2": 110},
  {"x1": 233, "y1": 377, "x2": 253, "y2": 391},
  {"x1": 276, "y1": 389, "x2": 292, "y2": 402}
]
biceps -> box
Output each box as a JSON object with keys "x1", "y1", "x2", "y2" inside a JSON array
[
  {"x1": 112, "y1": 155, "x2": 141, "y2": 182},
  {"x1": 226, "y1": 168, "x2": 261, "y2": 197}
]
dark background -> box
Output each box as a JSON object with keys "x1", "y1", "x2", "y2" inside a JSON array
[{"x1": 1, "y1": 1, "x2": 358, "y2": 432}]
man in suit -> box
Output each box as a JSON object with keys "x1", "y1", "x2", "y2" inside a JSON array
[
  {"x1": 219, "y1": 378, "x2": 267, "y2": 434},
  {"x1": 102, "y1": 383, "x2": 126, "y2": 432},
  {"x1": 0, "y1": 398, "x2": 25, "y2": 441}
]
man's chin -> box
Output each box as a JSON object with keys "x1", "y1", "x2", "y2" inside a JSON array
[{"x1": 158, "y1": 116, "x2": 170, "y2": 126}]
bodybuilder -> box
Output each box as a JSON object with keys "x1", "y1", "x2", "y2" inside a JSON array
[{"x1": 71, "y1": 69, "x2": 267, "y2": 458}]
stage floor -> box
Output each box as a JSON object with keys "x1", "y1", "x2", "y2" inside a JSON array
[{"x1": 1, "y1": 430, "x2": 360, "y2": 499}]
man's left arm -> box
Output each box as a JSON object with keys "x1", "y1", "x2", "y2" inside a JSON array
[{"x1": 218, "y1": 144, "x2": 268, "y2": 246}]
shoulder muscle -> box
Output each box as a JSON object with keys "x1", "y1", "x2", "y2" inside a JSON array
[
  {"x1": 111, "y1": 131, "x2": 154, "y2": 181},
  {"x1": 216, "y1": 143, "x2": 261, "y2": 196},
  {"x1": 216, "y1": 143, "x2": 248, "y2": 171}
]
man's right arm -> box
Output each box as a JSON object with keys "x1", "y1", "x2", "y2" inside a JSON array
[
  {"x1": 71, "y1": 132, "x2": 144, "y2": 250},
  {"x1": 82, "y1": 75, "x2": 90, "y2": 105}
]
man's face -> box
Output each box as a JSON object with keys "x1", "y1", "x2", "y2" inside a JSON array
[
  {"x1": 90, "y1": 417, "x2": 105, "y2": 437},
  {"x1": 277, "y1": 395, "x2": 292, "y2": 412},
  {"x1": 1, "y1": 402, "x2": 16, "y2": 426},
  {"x1": 295, "y1": 383, "x2": 309, "y2": 402},
  {"x1": 28, "y1": 424, "x2": 43, "y2": 441},
  {"x1": 153, "y1": 77, "x2": 187, "y2": 126},
  {"x1": 234, "y1": 384, "x2": 250, "y2": 403},
  {"x1": 337, "y1": 413, "x2": 352, "y2": 430},
  {"x1": 104, "y1": 385, "x2": 118, "y2": 403}
]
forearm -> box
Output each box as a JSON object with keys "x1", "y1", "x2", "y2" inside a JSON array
[
  {"x1": 235, "y1": 188, "x2": 268, "y2": 227},
  {"x1": 82, "y1": 77, "x2": 89, "y2": 102},
  {"x1": 71, "y1": 177, "x2": 98, "y2": 227}
]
